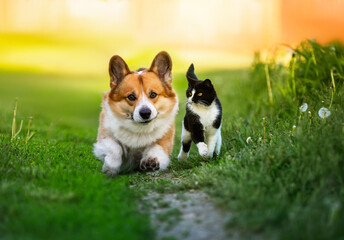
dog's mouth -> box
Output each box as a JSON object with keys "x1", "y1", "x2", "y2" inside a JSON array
[
  {"x1": 133, "y1": 115, "x2": 158, "y2": 125},
  {"x1": 140, "y1": 119, "x2": 152, "y2": 124}
]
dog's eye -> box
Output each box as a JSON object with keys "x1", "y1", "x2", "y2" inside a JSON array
[
  {"x1": 149, "y1": 92, "x2": 157, "y2": 99},
  {"x1": 198, "y1": 92, "x2": 203, "y2": 96},
  {"x1": 127, "y1": 94, "x2": 136, "y2": 101}
]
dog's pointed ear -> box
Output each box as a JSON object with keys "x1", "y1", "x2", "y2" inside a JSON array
[
  {"x1": 109, "y1": 55, "x2": 130, "y2": 88},
  {"x1": 186, "y1": 63, "x2": 199, "y2": 86},
  {"x1": 150, "y1": 51, "x2": 172, "y2": 84}
]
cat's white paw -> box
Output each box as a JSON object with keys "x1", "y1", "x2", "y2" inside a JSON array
[
  {"x1": 178, "y1": 150, "x2": 188, "y2": 162},
  {"x1": 207, "y1": 151, "x2": 214, "y2": 158},
  {"x1": 196, "y1": 142, "x2": 208, "y2": 157}
]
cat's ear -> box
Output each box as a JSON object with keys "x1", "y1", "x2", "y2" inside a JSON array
[
  {"x1": 203, "y1": 79, "x2": 214, "y2": 89},
  {"x1": 109, "y1": 55, "x2": 130, "y2": 89},
  {"x1": 186, "y1": 63, "x2": 199, "y2": 86},
  {"x1": 150, "y1": 51, "x2": 172, "y2": 84}
]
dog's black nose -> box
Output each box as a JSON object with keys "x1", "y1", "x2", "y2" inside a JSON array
[{"x1": 139, "y1": 107, "x2": 151, "y2": 120}]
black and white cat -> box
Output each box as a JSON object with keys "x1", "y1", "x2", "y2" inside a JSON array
[{"x1": 178, "y1": 64, "x2": 222, "y2": 161}]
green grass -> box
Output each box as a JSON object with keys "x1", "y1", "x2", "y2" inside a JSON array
[
  {"x1": 1, "y1": 39, "x2": 344, "y2": 239},
  {"x1": 0, "y1": 137, "x2": 154, "y2": 240},
  {"x1": 0, "y1": 70, "x2": 155, "y2": 239}
]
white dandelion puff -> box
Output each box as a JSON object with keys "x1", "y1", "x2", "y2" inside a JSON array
[
  {"x1": 318, "y1": 107, "x2": 331, "y2": 119},
  {"x1": 246, "y1": 137, "x2": 252, "y2": 145},
  {"x1": 289, "y1": 48, "x2": 295, "y2": 56},
  {"x1": 299, "y1": 103, "x2": 308, "y2": 112}
]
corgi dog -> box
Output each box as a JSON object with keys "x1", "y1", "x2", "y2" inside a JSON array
[{"x1": 93, "y1": 52, "x2": 178, "y2": 176}]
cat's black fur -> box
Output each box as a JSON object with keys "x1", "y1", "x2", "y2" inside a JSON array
[{"x1": 178, "y1": 64, "x2": 222, "y2": 160}]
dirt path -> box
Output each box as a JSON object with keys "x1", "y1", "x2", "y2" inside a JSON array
[{"x1": 143, "y1": 190, "x2": 236, "y2": 240}]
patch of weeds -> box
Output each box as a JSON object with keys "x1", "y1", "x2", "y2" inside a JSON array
[
  {"x1": 155, "y1": 198, "x2": 171, "y2": 209},
  {"x1": 182, "y1": 230, "x2": 190, "y2": 238},
  {"x1": 161, "y1": 236, "x2": 178, "y2": 240},
  {"x1": 156, "y1": 208, "x2": 182, "y2": 231},
  {"x1": 176, "y1": 192, "x2": 187, "y2": 201}
]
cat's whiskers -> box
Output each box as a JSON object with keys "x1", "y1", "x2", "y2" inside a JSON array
[{"x1": 198, "y1": 100, "x2": 210, "y2": 106}]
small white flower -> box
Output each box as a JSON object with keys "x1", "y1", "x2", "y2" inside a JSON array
[
  {"x1": 299, "y1": 103, "x2": 308, "y2": 112},
  {"x1": 288, "y1": 49, "x2": 295, "y2": 56},
  {"x1": 318, "y1": 107, "x2": 331, "y2": 119},
  {"x1": 292, "y1": 125, "x2": 296, "y2": 131},
  {"x1": 246, "y1": 137, "x2": 252, "y2": 144},
  {"x1": 195, "y1": 181, "x2": 199, "y2": 185}
]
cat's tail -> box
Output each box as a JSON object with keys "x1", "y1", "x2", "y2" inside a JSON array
[{"x1": 186, "y1": 63, "x2": 199, "y2": 83}]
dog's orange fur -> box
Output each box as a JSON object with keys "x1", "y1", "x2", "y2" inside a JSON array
[{"x1": 156, "y1": 124, "x2": 175, "y2": 154}]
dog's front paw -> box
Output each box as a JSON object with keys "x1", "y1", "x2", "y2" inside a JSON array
[
  {"x1": 196, "y1": 142, "x2": 208, "y2": 158},
  {"x1": 102, "y1": 155, "x2": 122, "y2": 177},
  {"x1": 140, "y1": 157, "x2": 160, "y2": 172},
  {"x1": 102, "y1": 163, "x2": 120, "y2": 177}
]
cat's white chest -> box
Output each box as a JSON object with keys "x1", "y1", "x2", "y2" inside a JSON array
[{"x1": 188, "y1": 101, "x2": 219, "y2": 129}]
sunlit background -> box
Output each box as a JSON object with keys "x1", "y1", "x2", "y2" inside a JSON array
[{"x1": 1, "y1": 0, "x2": 344, "y2": 75}]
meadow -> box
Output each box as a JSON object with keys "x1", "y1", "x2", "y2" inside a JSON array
[{"x1": 1, "y1": 39, "x2": 343, "y2": 240}]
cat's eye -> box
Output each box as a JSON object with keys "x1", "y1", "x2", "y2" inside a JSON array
[
  {"x1": 188, "y1": 92, "x2": 192, "y2": 96},
  {"x1": 149, "y1": 92, "x2": 157, "y2": 99},
  {"x1": 127, "y1": 94, "x2": 136, "y2": 101},
  {"x1": 198, "y1": 92, "x2": 203, "y2": 96}
]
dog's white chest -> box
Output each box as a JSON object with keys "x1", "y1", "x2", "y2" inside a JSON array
[{"x1": 103, "y1": 101, "x2": 177, "y2": 149}]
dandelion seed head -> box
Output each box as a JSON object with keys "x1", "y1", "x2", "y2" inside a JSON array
[
  {"x1": 318, "y1": 107, "x2": 331, "y2": 119},
  {"x1": 246, "y1": 137, "x2": 252, "y2": 144},
  {"x1": 299, "y1": 103, "x2": 308, "y2": 112}
]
